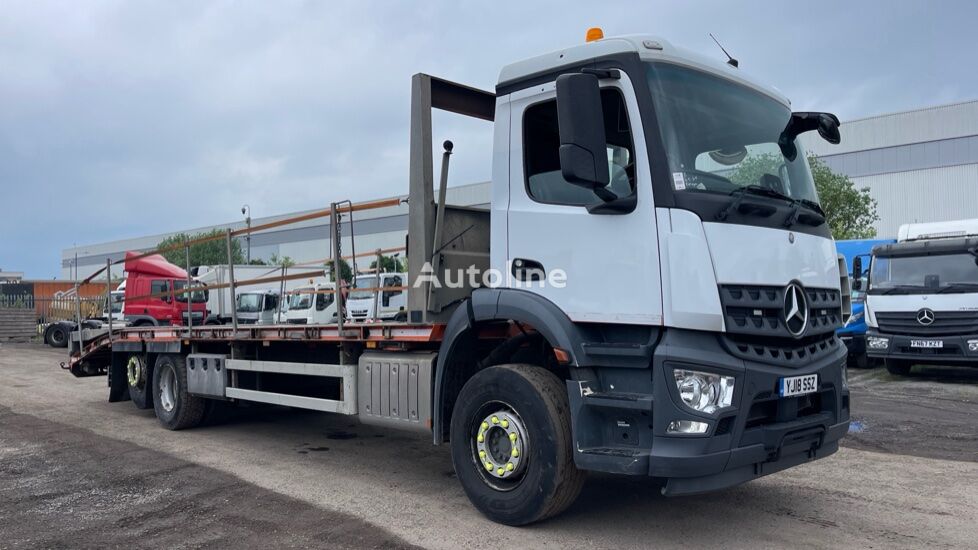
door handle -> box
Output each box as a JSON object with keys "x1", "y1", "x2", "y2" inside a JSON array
[{"x1": 512, "y1": 258, "x2": 545, "y2": 282}]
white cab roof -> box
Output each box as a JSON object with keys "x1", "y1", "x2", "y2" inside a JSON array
[
  {"x1": 898, "y1": 218, "x2": 978, "y2": 241},
  {"x1": 497, "y1": 34, "x2": 789, "y2": 106}
]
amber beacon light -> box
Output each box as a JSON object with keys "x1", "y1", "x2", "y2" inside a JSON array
[{"x1": 585, "y1": 27, "x2": 604, "y2": 42}]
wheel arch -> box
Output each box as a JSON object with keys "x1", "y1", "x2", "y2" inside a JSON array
[{"x1": 433, "y1": 288, "x2": 587, "y2": 444}]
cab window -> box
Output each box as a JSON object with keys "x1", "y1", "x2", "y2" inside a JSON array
[{"x1": 523, "y1": 88, "x2": 635, "y2": 205}]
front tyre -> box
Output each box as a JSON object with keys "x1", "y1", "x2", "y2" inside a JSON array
[
  {"x1": 450, "y1": 364, "x2": 585, "y2": 525},
  {"x1": 46, "y1": 324, "x2": 69, "y2": 348},
  {"x1": 152, "y1": 354, "x2": 206, "y2": 430}
]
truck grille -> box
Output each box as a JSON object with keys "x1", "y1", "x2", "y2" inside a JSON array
[
  {"x1": 719, "y1": 284, "x2": 842, "y2": 339},
  {"x1": 875, "y1": 311, "x2": 978, "y2": 336},
  {"x1": 723, "y1": 332, "x2": 841, "y2": 368}
]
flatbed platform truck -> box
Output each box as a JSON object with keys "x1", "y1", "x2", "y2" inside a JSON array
[{"x1": 66, "y1": 30, "x2": 851, "y2": 525}]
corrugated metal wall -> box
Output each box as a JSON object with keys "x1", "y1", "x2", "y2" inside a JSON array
[
  {"x1": 854, "y1": 164, "x2": 978, "y2": 237},
  {"x1": 804, "y1": 100, "x2": 978, "y2": 156}
]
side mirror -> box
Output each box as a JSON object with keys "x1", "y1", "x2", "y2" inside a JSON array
[
  {"x1": 779, "y1": 111, "x2": 841, "y2": 161},
  {"x1": 555, "y1": 73, "x2": 609, "y2": 191},
  {"x1": 851, "y1": 256, "x2": 863, "y2": 291}
]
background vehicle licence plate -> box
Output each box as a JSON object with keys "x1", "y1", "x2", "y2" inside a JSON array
[
  {"x1": 780, "y1": 374, "x2": 818, "y2": 397},
  {"x1": 911, "y1": 340, "x2": 943, "y2": 348}
]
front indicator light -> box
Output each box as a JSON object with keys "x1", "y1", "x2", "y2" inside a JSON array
[
  {"x1": 867, "y1": 336, "x2": 889, "y2": 349},
  {"x1": 668, "y1": 420, "x2": 709, "y2": 434},
  {"x1": 673, "y1": 369, "x2": 735, "y2": 414},
  {"x1": 968, "y1": 340, "x2": 978, "y2": 352}
]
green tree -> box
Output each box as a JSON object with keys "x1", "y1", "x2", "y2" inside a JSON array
[
  {"x1": 157, "y1": 229, "x2": 243, "y2": 269},
  {"x1": 727, "y1": 153, "x2": 878, "y2": 239},
  {"x1": 369, "y1": 254, "x2": 406, "y2": 273},
  {"x1": 267, "y1": 253, "x2": 296, "y2": 268},
  {"x1": 807, "y1": 155, "x2": 879, "y2": 239},
  {"x1": 325, "y1": 258, "x2": 352, "y2": 283}
]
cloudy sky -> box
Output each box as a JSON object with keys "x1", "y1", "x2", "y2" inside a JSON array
[{"x1": 2, "y1": 0, "x2": 976, "y2": 278}]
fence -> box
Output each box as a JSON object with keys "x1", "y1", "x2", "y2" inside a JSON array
[{"x1": 0, "y1": 294, "x2": 107, "y2": 329}]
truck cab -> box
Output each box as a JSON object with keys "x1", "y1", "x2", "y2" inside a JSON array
[
  {"x1": 411, "y1": 32, "x2": 851, "y2": 504},
  {"x1": 236, "y1": 290, "x2": 282, "y2": 325},
  {"x1": 346, "y1": 272, "x2": 407, "y2": 322},
  {"x1": 283, "y1": 283, "x2": 338, "y2": 325},
  {"x1": 122, "y1": 252, "x2": 208, "y2": 326},
  {"x1": 860, "y1": 219, "x2": 978, "y2": 374}
]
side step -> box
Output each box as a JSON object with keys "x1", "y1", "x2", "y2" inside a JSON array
[{"x1": 223, "y1": 359, "x2": 357, "y2": 415}]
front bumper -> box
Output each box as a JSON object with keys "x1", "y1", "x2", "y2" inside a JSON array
[
  {"x1": 840, "y1": 334, "x2": 866, "y2": 355},
  {"x1": 567, "y1": 329, "x2": 849, "y2": 495},
  {"x1": 866, "y1": 329, "x2": 978, "y2": 365}
]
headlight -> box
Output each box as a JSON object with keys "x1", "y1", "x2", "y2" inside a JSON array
[
  {"x1": 673, "y1": 369, "x2": 734, "y2": 415},
  {"x1": 867, "y1": 336, "x2": 889, "y2": 349},
  {"x1": 845, "y1": 311, "x2": 864, "y2": 327}
]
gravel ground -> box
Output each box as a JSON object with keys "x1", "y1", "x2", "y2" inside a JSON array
[{"x1": 1, "y1": 343, "x2": 977, "y2": 549}]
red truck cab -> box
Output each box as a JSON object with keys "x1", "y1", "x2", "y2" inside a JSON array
[{"x1": 123, "y1": 252, "x2": 208, "y2": 326}]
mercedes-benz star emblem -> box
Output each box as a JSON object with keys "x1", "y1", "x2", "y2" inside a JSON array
[
  {"x1": 783, "y1": 282, "x2": 809, "y2": 337},
  {"x1": 916, "y1": 308, "x2": 935, "y2": 326}
]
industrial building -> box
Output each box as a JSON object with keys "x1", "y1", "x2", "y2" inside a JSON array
[{"x1": 63, "y1": 99, "x2": 978, "y2": 281}]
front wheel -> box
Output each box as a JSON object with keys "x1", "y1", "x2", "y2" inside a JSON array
[
  {"x1": 152, "y1": 355, "x2": 206, "y2": 430},
  {"x1": 450, "y1": 364, "x2": 585, "y2": 525},
  {"x1": 885, "y1": 359, "x2": 913, "y2": 376}
]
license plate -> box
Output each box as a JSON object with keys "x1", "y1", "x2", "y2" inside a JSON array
[
  {"x1": 780, "y1": 374, "x2": 818, "y2": 397},
  {"x1": 910, "y1": 339, "x2": 943, "y2": 348}
]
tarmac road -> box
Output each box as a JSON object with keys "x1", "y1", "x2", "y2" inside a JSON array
[{"x1": 1, "y1": 343, "x2": 977, "y2": 549}]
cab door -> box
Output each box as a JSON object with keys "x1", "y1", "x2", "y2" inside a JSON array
[{"x1": 505, "y1": 73, "x2": 661, "y2": 324}]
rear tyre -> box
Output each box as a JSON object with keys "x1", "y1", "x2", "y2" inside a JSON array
[
  {"x1": 46, "y1": 324, "x2": 69, "y2": 348},
  {"x1": 450, "y1": 364, "x2": 586, "y2": 525},
  {"x1": 126, "y1": 354, "x2": 153, "y2": 409},
  {"x1": 152, "y1": 354, "x2": 206, "y2": 430},
  {"x1": 885, "y1": 359, "x2": 913, "y2": 376}
]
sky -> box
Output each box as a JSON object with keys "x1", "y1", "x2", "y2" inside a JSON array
[{"x1": 2, "y1": 0, "x2": 976, "y2": 279}]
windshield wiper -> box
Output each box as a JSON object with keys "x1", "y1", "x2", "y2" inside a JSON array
[
  {"x1": 936, "y1": 282, "x2": 978, "y2": 294},
  {"x1": 873, "y1": 284, "x2": 927, "y2": 295},
  {"x1": 716, "y1": 185, "x2": 792, "y2": 221}
]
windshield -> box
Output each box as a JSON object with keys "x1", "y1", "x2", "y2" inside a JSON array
[
  {"x1": 237, "y1": 293, "x2": 262, "y2": 313},
  {"x1": 289, "y1": 289, "x2": 313, "y2": 310},
  {"x1": 350, "y1": 275, "x2": 379, "y2": 301},
  {"x1": 647, "y1": 62, "x2": 819, "y2": 204},
  {"x1": 174, "y1": 280, "x2": 208, "y2": 303},
  {"x1": 109, "y1": 292, "x2": 124, "y2": 313},
  {"x1": 869, "y1": 253, "x2": 978, "y2": 294}
]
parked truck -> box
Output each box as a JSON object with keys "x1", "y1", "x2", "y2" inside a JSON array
[
  {"x1": 856, "y1": 218, "x2": 978, "y2": 375},
  {"x1": 835, "y1": 239, "x2": 895, "y2": 368},
  {"x1": 346, "y1": 272, "x2": 407, "y2": 322},
  {"x1": 67, "y1": 31, "x2": 850, "y2": 525},
  {"x1": 123, "y1": 252, "x2": 208, "y2": 327},
  {"x1": 193, "y1": 265, "x2": 323, "y2": 324}
]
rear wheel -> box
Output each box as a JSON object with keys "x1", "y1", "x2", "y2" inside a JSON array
[
  {"x1": 450, "y1": 364, "x2": 585, "y2": 525},
  {"x1": 885, "y1": 359, "x2": 913, "y2": 376},
  {"x1": 46, "y1": 324, "x2": 69, "y2": 348},
  {"x1": 126, "y1": 354, "x2": 153, "y2": 409},
  {"x1": 153, "y1": 355, "x2": 206, "y2": 430}
]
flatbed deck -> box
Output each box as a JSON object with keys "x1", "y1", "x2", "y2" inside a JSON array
[{"x1": 66, "y1": 322, "x2": 448, "y2": 377}]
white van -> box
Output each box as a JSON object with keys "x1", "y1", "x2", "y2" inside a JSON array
[{"x1": 346, "y1": 272, "x2": 407, "y2": 322}]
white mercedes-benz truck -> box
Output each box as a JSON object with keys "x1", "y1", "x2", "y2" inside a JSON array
[
  {"x1": 857, "y1": 219, "x2": 978, "y2": 375},
  {"x1": 69, "y1": 31, "x2": 850, "y2": 525}
]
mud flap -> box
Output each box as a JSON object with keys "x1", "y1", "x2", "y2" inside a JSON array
[{"x1": 108, "y1": 353, "x2": 131, "y2": 403}]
